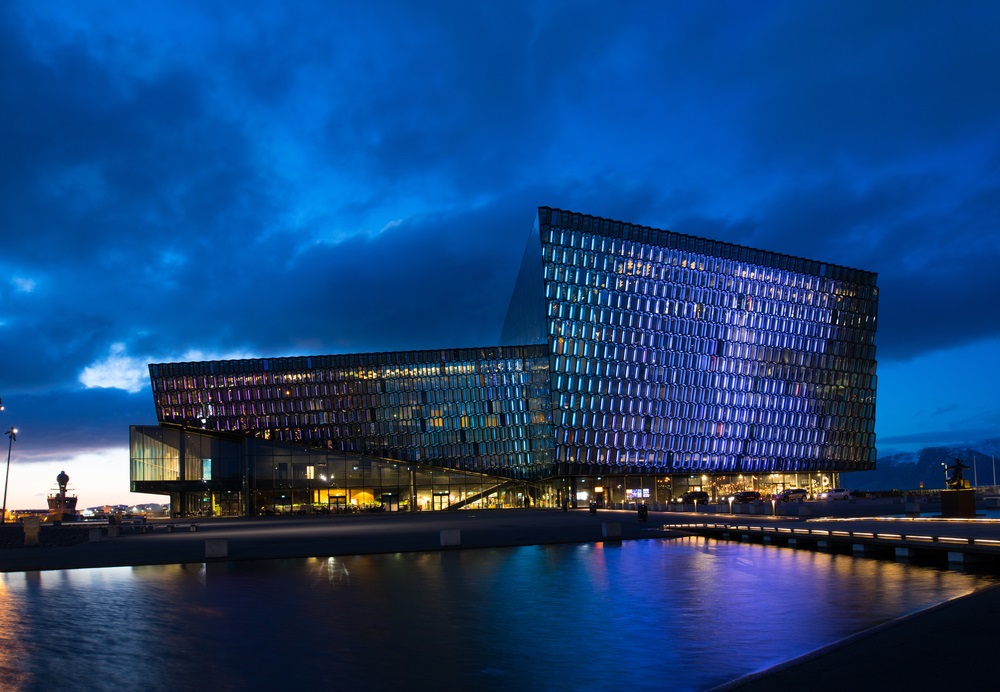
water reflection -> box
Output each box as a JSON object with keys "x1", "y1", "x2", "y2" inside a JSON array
[
  {"x1": 0, "y1": 577, "x2": 29, "y2": 690},
  {"x1": 0, "y1": 539, "x2": 993, "y2": 691}
]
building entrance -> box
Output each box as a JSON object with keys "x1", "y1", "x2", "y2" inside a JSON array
[{"x1": 432, "y1": 491, "x2": 450, "y2": 511}]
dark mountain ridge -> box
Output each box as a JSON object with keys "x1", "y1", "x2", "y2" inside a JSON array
[{"x1": 842, "y1": 439, "x2": 1000, "y2": 492}]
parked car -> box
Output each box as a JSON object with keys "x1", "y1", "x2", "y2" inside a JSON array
[
  {"x1": 731, "y1": 491, "x2": 762, "y2": 503},
  {"x1": 776, "y1": 488, "x2": 809, "y2": 502},
  {"x1": 679, "y1": 491, "x2": 710, "y2": 504},
  {"x1": 819, "y1": 488, "x2": 851, "y2": 500}
]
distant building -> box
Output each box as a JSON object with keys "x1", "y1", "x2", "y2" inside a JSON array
[{"x1": 131, "y1": 207, "x2": 878, "y2": 516}]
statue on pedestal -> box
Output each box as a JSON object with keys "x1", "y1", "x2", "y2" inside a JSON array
[{"x1": 945, "y1": 458, "x2": 971, "y2": 490}]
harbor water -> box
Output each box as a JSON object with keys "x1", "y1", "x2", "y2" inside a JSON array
[{"x1": 0, "y1": 536, "x2": 994, "y2": 691}]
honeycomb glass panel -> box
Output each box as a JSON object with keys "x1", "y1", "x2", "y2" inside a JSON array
[{"x1": 534, "y1": 207, "x2": 877, "y2": 475}]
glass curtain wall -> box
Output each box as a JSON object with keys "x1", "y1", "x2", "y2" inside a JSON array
[
  {"x1": 130, "y1": 425, "x2": 244, "y2": 516},
  {"x1": 131, "y1": 426, "x2": 554, "y2": 516},
  {"x1": 530, "y1": 207, "x2": 879, "y2": 477},
  {"x1": 148, "y1": 345, "x2": 554, "y2": 480},
  {"x1": 248, "y1": 438, "x2": 551, "y2": 514}
]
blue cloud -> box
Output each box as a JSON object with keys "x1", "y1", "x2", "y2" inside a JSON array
[{"x1": 1, "y1": 0, "x2": 998, "y2": 474}]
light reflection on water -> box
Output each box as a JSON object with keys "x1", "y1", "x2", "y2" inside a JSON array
[{"x1": 0, "y1": 538, "x2": 994, "y2": 691}]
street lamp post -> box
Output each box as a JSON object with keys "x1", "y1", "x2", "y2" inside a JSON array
[{"x1": 2, "y1": 427, "x2": 16, "y2": 524}]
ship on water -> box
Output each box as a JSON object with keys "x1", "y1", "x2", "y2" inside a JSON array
[{"x1": 46, "y1": 470, "x2": 81, "y2": 523}]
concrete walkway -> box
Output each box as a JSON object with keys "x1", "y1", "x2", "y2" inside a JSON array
[
  {"x1": 0, "y1": 508, "x2": 662, "y2": 573},
  {"x1": 715, "y1": 582, "x2": 1000, "y2": 690}
]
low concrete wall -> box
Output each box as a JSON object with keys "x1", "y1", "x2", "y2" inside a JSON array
[
  {"x1": 440, "y1": 528, "x2": 461, "y2": 546},
  {"x1": 205, "y1": 538, "x2": 229, "y2": 559},
  {"x1": 602, "y1": 522, "x2": 622, "y2": 538},
  {"x1": 23, "y1": 516, "x2": 40, "y2": 546},
  {"x1": 0, "y1": 524, "x2": 91, "y2": 549}
]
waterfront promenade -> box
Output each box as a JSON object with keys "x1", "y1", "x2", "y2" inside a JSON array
[{"x1": 0, "y1": 508, "x2": 660, "y2": 573}]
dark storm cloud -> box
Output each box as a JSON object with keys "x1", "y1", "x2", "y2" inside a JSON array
[
  {"x1": 739, "y1": 3, "x2": 1000, "y2": 165},
  {"x1": 1, "y1": 1, "x2": 999, "y2": 462},
  {"x1": 0, "y1": 3, "x2": 279, "y2": 393},
  {"x1": 9, "y1": 388, "x2": 156, "y2": 462},
  {"x1": 138, "y1": 192, "x2": 554, "y2": 359},
  {"x1": 1, "y1": 24, "x2": 262, "y2": 262}
]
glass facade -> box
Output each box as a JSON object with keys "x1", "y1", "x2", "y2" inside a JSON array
[
  {"x1": 131, "y1": 427, "x2": 547, "y2": 516},
  {"x1": 131, "y1": 207, "x2": 878, "y2": 513},
  {"x1": 146, "y1": 346, "x2": 554, "y2": 479},
  {"x1": 501, "y1": 207, "x2": 878, "y2": 476}
]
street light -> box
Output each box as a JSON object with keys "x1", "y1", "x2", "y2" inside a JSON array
[{"x1": 2, "y1": 427, "x2": 16, "y2": 524}]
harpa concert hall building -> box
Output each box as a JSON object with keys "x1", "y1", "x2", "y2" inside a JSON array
[{"x1": 130, "y1": 208, "x2": 878, "y2": 517}]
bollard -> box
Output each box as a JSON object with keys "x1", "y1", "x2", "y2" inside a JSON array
[
  {"x1": 23, "y1": 516, "x2": 41, "y2": 546},
  {"x1": 440, "y1": 528, "x2": 461, "y2": 547},
  {"x1": 205, "y1": 538, "x2": 229, "y2": 559}
]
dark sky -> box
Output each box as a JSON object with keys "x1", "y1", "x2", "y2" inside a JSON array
[{"x1": 1, "y1": 1, "x2": 998, "y2": 507}]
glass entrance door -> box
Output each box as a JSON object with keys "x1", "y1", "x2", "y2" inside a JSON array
[{"x1": 432, "y1": 491, "x2": 450, "y2": 511}]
